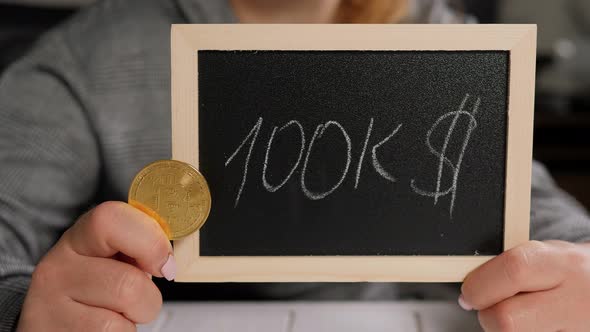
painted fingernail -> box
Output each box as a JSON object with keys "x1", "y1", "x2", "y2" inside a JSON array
[
  {"x1": 458, "y1": 294, "x2": 473, "y2": 311},
  {"x1": 161, "y1": 254, "x2": 176, "y2": 281}
]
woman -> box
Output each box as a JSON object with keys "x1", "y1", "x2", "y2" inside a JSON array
[{"x1": 1, "y1": 0, "x2": 589, "y2": 331}]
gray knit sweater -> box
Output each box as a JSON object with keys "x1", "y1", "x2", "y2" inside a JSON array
[{"x1": 1, "y1": 0, "x2": 590, "y2": 330}]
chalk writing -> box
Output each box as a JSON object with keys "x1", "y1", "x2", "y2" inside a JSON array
[
  {"x1": 354, "y1": 117, "x2": 373, "y2": 189},
  {"x1": 262, "y1": 120, "x2": 305, "y2": 193},
  {"x1": 225, "y1": 117, "x2": 263, "y2": 207},
  {"x1": 371, "y1": 122, "x2": 403, "y2": 183},
  {"x1": 225, "y1": 94, "x2": 481, "y2": 214},
  {"x1": 410, "y1": 94, "x2": 481, "y2": 216},
  {"x1": 301, "y1": 121, "x2": 352, "y2": 200}
]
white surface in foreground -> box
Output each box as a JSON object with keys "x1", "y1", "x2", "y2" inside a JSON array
[{"x1": 138, "y1": 301, "x2": 481, "y2": 332}]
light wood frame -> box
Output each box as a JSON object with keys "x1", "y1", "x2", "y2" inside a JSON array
[{"x1": 171, "y1": 24, "x2": 536, "y2": 282}]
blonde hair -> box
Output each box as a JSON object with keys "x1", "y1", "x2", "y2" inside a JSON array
[{"x1": 334, "y1": 0, "x2": 408, "y2": 23}]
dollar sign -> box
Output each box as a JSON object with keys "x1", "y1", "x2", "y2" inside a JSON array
[{"x1": 410, "y1": 93, "x2": 481, "y2": 217}]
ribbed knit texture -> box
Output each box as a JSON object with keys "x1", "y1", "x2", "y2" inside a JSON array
[
  {"x1": 1, "y1": 0, "x2": 590, "y2": 331},
  {"x1": 0, "y1": 276, "x2": 29, "y2": 332}
]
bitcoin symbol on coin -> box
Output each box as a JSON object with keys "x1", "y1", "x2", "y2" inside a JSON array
[{"x1": 128, "y1": 160, "x2": 211, "y2": 240}]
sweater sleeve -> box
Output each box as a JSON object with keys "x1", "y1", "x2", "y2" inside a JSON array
[
  {"x1": 0, "y1": 30, "x2": 100, "y2": 331},
  {"x1": 530, "y1": 161, "x2": 590, "y2": 243}
]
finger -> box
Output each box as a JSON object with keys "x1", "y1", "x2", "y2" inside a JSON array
[
  {"x1": 114, "y1": 252, "x2": 138, "y2": 266},
  {"x1": 478, "y1": 288, "x2": 567, "y2": 332},
  {"x1": 63, "y1": 201, "x2": 174, "y2": 278},
  {"x1": 461, "y1": 241, "x2": 571, "y2": 310},
  {"x1": 64, "y1": 255, "x2": 162, "y2": 324},
  {"x1": 66, "y1": 298, "x2": 137, "y2": 332}
]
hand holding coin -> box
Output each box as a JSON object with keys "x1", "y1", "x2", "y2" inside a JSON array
[
  {"x1": 128, "y1": 160, "x2": 211, "y2": 240},
  {"x1": 19, "y1": 160, "x2": 206, "y2": 330},
  {"x1": 19, "y1": 200, "x2": 175, "y2": 330}
]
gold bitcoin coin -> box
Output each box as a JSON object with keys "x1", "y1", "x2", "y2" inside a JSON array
[{"x1": 128, "y1": 160, "x2": 211, "y2": 240}]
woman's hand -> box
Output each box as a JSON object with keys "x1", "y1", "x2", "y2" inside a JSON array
[
  {"x1": 461, "y1": 240, "x2": 590, "y2": 332},
  {"x1": 17, "y1": 201, "x2": 175, "y2": 332}
]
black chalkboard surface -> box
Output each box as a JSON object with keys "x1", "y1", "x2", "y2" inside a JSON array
[
  {"x1": 198, "y1": 51, "x2": 508, "y2": 256},
  {"x1": 171, "y1": 24, "x2": 536, "y2": 282}
]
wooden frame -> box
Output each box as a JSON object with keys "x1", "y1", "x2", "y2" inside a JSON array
[{"x1": 171, "y1": 24, "x2": 536, "y2": 282}]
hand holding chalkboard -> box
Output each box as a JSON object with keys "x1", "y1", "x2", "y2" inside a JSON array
[{"x1": 171, "y1": 24, "x2": 536, "y2": 282}]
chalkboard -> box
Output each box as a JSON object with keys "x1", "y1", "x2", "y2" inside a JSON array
[
  {"x1": 171, "y1": 25, "x2": 536, "y2": 282},
  {"x1": 199, "y1": 50, "x2": 507, "y2": 256}
]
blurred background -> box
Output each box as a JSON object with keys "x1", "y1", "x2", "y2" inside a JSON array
[{"x1": 1, "y1": 0, "x2": 589, "y2": 208}]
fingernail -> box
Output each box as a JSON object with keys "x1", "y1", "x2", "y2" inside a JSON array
[
  {"x1": 161, "y1": 254, "x2": 176, "y2": 281},
  {"x1": 458, "y1": 294, "x2": 473, "y2": 311}
]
